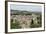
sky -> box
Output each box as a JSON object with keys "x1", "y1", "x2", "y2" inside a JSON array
[{"x1": 10, "y1": 4, "x2": 42, "y2": 12}]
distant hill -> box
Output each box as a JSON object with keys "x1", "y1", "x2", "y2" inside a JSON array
[{"x1": 11, "y1": 10, "x2": 41, "y2": 15}]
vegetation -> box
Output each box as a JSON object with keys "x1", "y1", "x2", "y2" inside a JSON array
[
  {"x1": 30, "y1": 14, "x2": 42, "y2": 28},
  {"x1": 11, "y1": 19, "x2": 21, "y2": 29}
]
